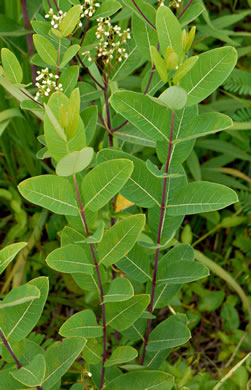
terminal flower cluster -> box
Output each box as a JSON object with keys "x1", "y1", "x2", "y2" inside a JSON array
[
  {"x1": 34, "y1": 68, "x2": 63, "y2": 101},
  {"x1": 168, "y1": 0, "x2": 183, "y2": 8},
  {"x1": 80, "y1": 0, "x2": 100, "y2": 18},
  {"x1": 93, "y1": 17, "x2": 131, "y2": 65}
]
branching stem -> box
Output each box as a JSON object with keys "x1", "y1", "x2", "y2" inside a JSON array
[
  {"x1": 73, "y1": 175, "x2": 107, "y2": 389},
  {"x1": 140, "y1": 111, "x2": 175, "y2": 365}
]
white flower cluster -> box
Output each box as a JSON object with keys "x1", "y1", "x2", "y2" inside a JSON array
[
  {"x1": 34, "y1": 68, "x2": 63, "y2": 101},
  {"x1": 80, "y1": 0, "x2": 100, "y2": 19},
  {"x1": 45, "y1": 8, "x2": 66, "y2": 29},
  {"x1": 94, "y1": 17, "x2": 131, "y2": 65}
]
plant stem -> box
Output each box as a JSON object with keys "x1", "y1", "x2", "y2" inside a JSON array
[
  {"x1": 131, "y1": 0, "x2": 156, "y2": 30},
  {"x1": 53, "y1": 0, "x2": 59, "y2": 12},
  {"x1": 20, "y1": 89, "x2": 43, "y2": 107},
  {"x1": 56, "y1": 39, "x2": 61, "y2": 85},
  {"x1": 20, "y1": 0, "x2": 37, "y2": 84},
  {"x1": 73, "y1": 175, "x2": 107, "y2": 389},
  {"x1": 80, "y1": 18, "x2": 90, "y2": 47},
  {"x1": 140, "y1": 111, "x2": 175, "y2": 365},
  {"x1": 0, "y1": 330, "x2": 42, "y2": 389},
  {"x1": 178, "y1": 0, "x2": 193, "y2": 20},
  {"x1": 103, "y1": 75, "x2": 113, "y2": 146},
  {"x1": 77, "y1": 54, "x2": 104, "y2": 91}
]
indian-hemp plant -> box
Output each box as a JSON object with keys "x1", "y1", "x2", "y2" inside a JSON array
[{"x1": 0, "y1": 0, "x2": 238, "y2": 389}]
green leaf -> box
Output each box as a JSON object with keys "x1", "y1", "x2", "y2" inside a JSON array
[
  {"x1": 174, "y1": 112, "x2": 233, "y2": 143},
  {"x1": 105, "y1": 346, "x2": 138, "y2": 367},
  {"x1": 105, "y1": 370, "x2": 174, "y2": 390},
  {"x1": 150, "y1": 46, "x2": 168, "y2": 83},
  {"x1": 81, "y1": 106, "x2": 98, "y2": 145},
  {"x1": 97, "y1": 149, "x2": 161, "y2": 208},
  {"x1": 78, "y1": 82, "x2": 103, "y2": 103},
  {"x1": 44, "y1": 92, "x2": 86, "y2": 161},
  {"x1": 158, "y1": 86, "x2": 187, "y2": 111},
  {"x1": 59, "y1": 309, "x2": 102, "y2": 338},
  {"x1": 173, "y1": 56, "x2": 199, "y2": 84},
  {"x1": 93, "y1": 0, "x2": 121, "y2": 19},
  {"x1": 82, "y1": 339, "x2": 102, "y2": 365},
  {"x1": 122, "y1": 0, "x2": 156, "y2": 28},
  {"x1": 98, "y1": 214, "x2": 145, "y2": 267},
  {"x1": 1, "y1": 48, "x2": 23, "y2": 83},
  {"x1": 0, "y1": 284, "x2": 40, "y2": 309},
  {"x1": 44, "y1": 104, "x2": 67, "y2": 142},
  {"x1": 117, "y1": 245, "x2": 152, "y2": 283},
  {"x1": 77, "y1": 221, "x2": 105, "y2": 244},
  {"x1": 0, "y1": 277, "x2": 49, "y2": 341},
  {"x1": 133, "y1": 14, "x2": 158, "y2": 61},
  {"x1": 46, "y1": 244, "x2": 94, "y2": 274},
  {"x1": 106, "y1": 294, "x2": 150, "y2": 331},
  {"x1": 156, "y1": 6, "x2": 182, "y2": 60},
  {"x1": 0, "y1": 242, "x2": 27, "y2": 275},
  {"x1": 198, "y1": 290, "x2": 225, "y2": 312},
  {"x1": 157, "y1": 260, "x2": 209, "y2": 284},
  {"x1": 180, "y1": 47, "x2": 238, "y2": 106},
  {"x1": 59, "y1": 65, "x2": 79, "y2": 96},
  {"x1": 11, "y1": 354, "x2": 46, "y2": 387},
  {"x1": 147, "y1": 315, "x2": 191, "y2": 351},
  {"x1": 221, "y1": 303, "x2": 240, "y2": 331},
  {"x1": 179, "y1": 0, "x2": 205, "y2": 26},
  {"x1": 110, "y1": 91, "x2": 171, "y2": 142},
  {"x1": 82, "y1": 159, "x2": 133, "y2": 211},
  {"x1": 33, "y1": 34, "x2": 57, "y2": 66},
  {"x1": 64, "y1": 88, "x2": 81, "y2": 139},
  {"x1": 103, "y1": 278, "x2": 134, "y2": 303},
  {"x1": 167, "y1": 181, "x2": 238, "y2": 215},
  {"x1": 42, "y1": 337, "x2": 86, "y2": 390},
  {"x1": 59, "y1": 5, "x2": 81, "y2": 37},
  {"x1": 56, "y1": 147, "x2": 93, "y2": 176},
  {"x1": 60, "y1": 44, "x2": 80, "y2": 68},
  {"x1": 18, "y1": 175, "x2": 79, "y2": 216}
]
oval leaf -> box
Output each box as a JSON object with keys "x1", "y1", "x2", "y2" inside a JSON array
[
  {"x1": 0, "y1": 242, "x2": 27, "y2": 275},
  {"x1": 98, "y1": 214, "x2": 145, "y2": 267},
  {"x1": 18, "y1": 175, "x2": 79, "y2": 216},
  {"x1": 103, "y1": 277, "x2": 134, "y2": 303},
  {"x1": 105, "y1": 370, "x2": 174, "y2": 390},
  {"x1": 1, "y1": 48, "x2": 23, "y2": 83},
  {"x1": 59, "y1": 309, "x2": 102, "y2": 338},
  {"x1": 104, "y1": 346, "x2": 138, "y2": 367},
  {"x1": 82, "y1": 159, "x2": 133, "y2": 211},
  {"x1": 56, "y1": 147, "x2": 94, "y2": 176},
  {"x1": 46, "y1": 244, "x2": 94, "y2": 274},
  {"x1": 11, "y1": 354, "x2": 46, "y2": 387},
  {"x1": 33, "y1": 35, "x2": 57, "y2": 66}
]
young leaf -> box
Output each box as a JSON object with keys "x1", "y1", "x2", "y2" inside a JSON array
[
  {"x1": 106, "y1": 294, "x2": 150, "y2": 331},
  {"x1": 180, "y1": 47, "x2": 238, "y2": 106},
  {"x1": 33, "y1": 34, "x2": 57, "y2": 66},
  {"x1": 104, "y1": 346, "x2": 138, "y2": 367},
  {"x1": 0, "y1": 284, "x2": 40, "y2": 309},
  {"x1": 158, "y1": 86, "x2": 187, "y2": 111},
  {"x1": 0, "y1": 242, "x2": 27, "y2": 275},
  {"x1": 0, "y1": 277, "x2": 49, "y2": 341},
  {"x1": 60, "y1": 44, "x2": 80, "y2": 68},
  {"x1": 59, "y1": 65, "x2": 79, "y2": 96},
  {"x1": 105, "y1": 370, "x2": 174, "y2": 390},
  {"x1": 42, "y1": 337, "x2": 86, "y2": 390},
  {"x1": 98, "y1": 214, "x2": 145, "y2": 267},
  {"x1": 156, "y1": 6, "x2": 182, "y2": 60},
  {"x1": 1, "y1": 48, "x2": 23, "y2": 83},
  {"x1": 82, "y1": 159, "x2": 133, "y2": 211},
  {"x1": 167, "y1": 181, "x2": 238, "y2": 215},
  {"x1": 64, "y1": 88, "x2": 81, "y2": 139},
  {"x1": 103, "y1": 277, "x2": 134, "y2": 303},
  {"x1": 173, "y1": 56, "x2": 199, "y2": 84},
  {"x1": 18, "y1": 175, "x2": 79, "y2": 216},
  {"x1": 11, "y1": 354, "x2": 46, "y2": 387},
  {"x1": 59, "y1": 5, "x2": 81, "y2": 37},
  {"x1": 46, "y1": 244, "x2": 94, "y2": 274},
  {"x1": 59, "y1": 310, "x2": 102, "y2": 338},
  {"x1": 133, "y1": 14, "x2": 158, "y2": 61},
  {"x1": 56, "y1": 147, "x2": 93, "y2": 176},
  {"x1": 147, "y1": 315, "x2": 191, "y2": 351},
  {"x1": 150, "y1": 46, "x2": 168, "y2": 83}
]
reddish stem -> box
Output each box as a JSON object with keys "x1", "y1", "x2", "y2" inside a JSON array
[
  {"x1": 140, "y1": 111, "x2": 175, "y2": 365},
  {"x1": 178, "y1": 0, "x2": 194, "y2": 20},
  {"x1": 20, "y1": 89, "x2": 43, "y2": 107},
  {"x1": 53, "y1": 0, "x2": 60, "y2": 12},
  {"x1": 77, "y1": 54, "x2": 104, "y2": 91},
  {"x1": 80, "y1": 18, "x2": 90, "y2": 47},
  {"x1": 73, "y1": 176, "x2": 107, "y2": 389},
  {"x1": 131, "y1": 0, "x2": 156, "y2": 30},
  {"x1": 0, "y1": 330, "x2": 42, "y2": 390},
  {"x1": 20, "y1": 0, "x2": 37, "y2": 84}
]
